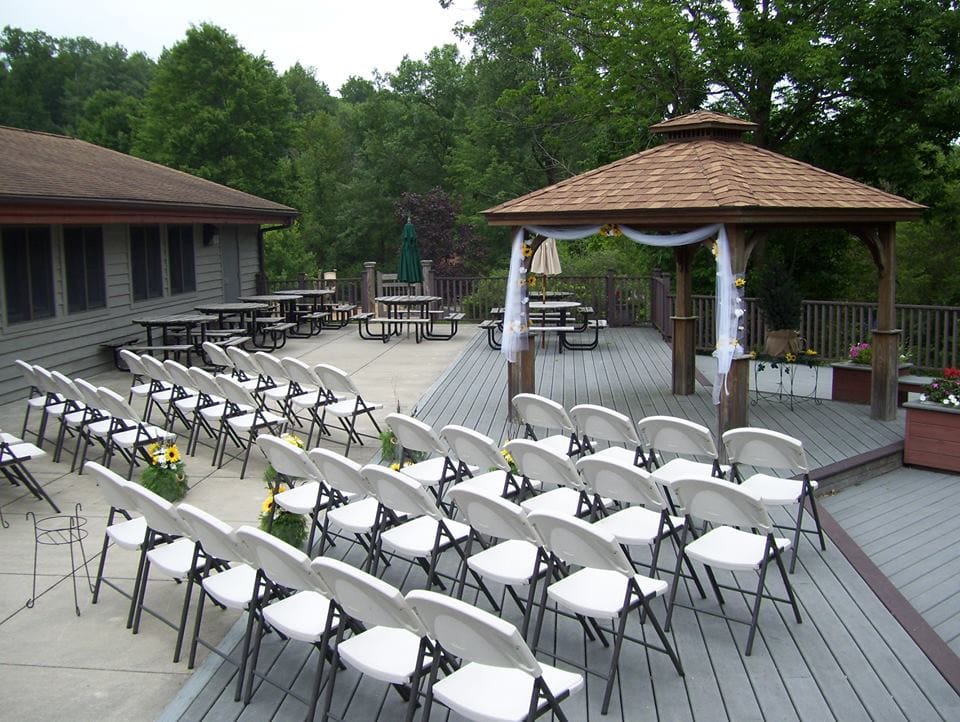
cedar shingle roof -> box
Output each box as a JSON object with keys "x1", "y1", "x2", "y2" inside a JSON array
[
  {"x1": 484, "y1": 112, "x2": 924, "y2": 227},
  {"x1": 0, "y1": 125, "x2": 297, "y2": 223}
]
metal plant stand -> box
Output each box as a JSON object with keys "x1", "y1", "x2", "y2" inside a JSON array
[{"x1": 26, "y1": 503, "x2": 93, "y2": 616}]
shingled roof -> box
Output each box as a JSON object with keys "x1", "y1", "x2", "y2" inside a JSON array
[
  {"x1": 483, "y1": 111, "x2": 924, "y2": 227},
  {"x1": 0, "y1": 125, "x2": 297, "y2": 224}
]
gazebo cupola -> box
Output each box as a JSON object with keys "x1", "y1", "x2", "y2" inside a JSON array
[{"x1": 649, "y1": 110, "x2": 758, "y2": 144}]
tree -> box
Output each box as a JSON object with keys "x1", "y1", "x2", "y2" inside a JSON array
[
  {"x1": 397, "y1": 188, "x2": 485, "y2": 276},
  {"x1": 134, "y1": 23, "x2": 294, "y2": 201},
  {"x1": 75, "y1": 89, "x2": 143, "y2": 153}
]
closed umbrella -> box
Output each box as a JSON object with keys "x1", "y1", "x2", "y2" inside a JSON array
[
  {"x1": 397, "y1": 218, "x2": 423, "y2": 285},
  {"x1": 530, "y1": 237, "x2": 562, "y2": 301}
]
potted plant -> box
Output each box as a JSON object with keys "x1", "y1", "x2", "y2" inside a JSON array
[
  {"x1": 139, "y1": 442, "x2": 188, "y2": 502},
  {"x1": 904, "y1": 368, "x2": 960, "y2": 472},
  {"x1": 830, "y1": 341, "x2": 912, "y2": 404},
  {"x1": 753, "y1": 256, "x2": 803, "y2": 357}
]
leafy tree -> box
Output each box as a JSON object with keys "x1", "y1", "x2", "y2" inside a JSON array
[
  {"x1": 282, "y1": 62, "x2": 336, "y2": 119},
  {"x1": 134, "y1": 23, "x2": 294, "y2": 201},
  {"x1": 262, "y1": 224, "x2": 318, "y2": 280},
  {"x1": 397, "y1": 188, "x2": 484, "y2": 276},
  {"x1": 75, "y1": 89, "x2": 143, "y2": 153}
]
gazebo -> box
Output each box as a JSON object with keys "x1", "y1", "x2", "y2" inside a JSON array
[{"x1": 482, "y1": 110, "x2": 925, "y2": 432}]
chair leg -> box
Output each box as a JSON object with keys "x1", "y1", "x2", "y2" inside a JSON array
[
  {"x1": 774, "y1": 546, "x2": 803, "y2": 624},
  {"x1": 744, "y1": 557, "x2": 773, "y2": 656},
  {"x1": 188, "y1": 586, "x2": 208, "y2": 669},
  {"x1": 600, "y1": 610, "x2": 630, "y2": 714}
]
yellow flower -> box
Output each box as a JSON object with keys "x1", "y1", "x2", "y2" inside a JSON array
[
  {"x1": 599, "y1": 223, "x2": 622, "y2": 237},
  {"x1": 282, "y1": 433, "x2": 305, "y2": 449},
  {"x1": 785, "y1": 353, "x2": 797, "y2": 363},
  {"x1": 501, "y1": 449, "x2": 513, "y2": 464},
  {"x1": 735, "y1": 277, "x2": 746, "y2": 288},
  {"x1": 749, "y1": 350, "x2": 757, "y2": 359},
  {"x1": 261, "y1": 495, "x2": 274, "y2": 514},
  {"x1": 390, "y1": 463, "x2": 401, "y2": 471},
  {"x1": 148, "y1": 443, "x2": 160, "y2": 457},
  {"x1": 521, "y1": 244, "x2": 533, "y2": 257},
  {"x1": 805, "y1": 348, "x2": 818, "y2": 356},
  {"x1": 527, "y1": 275, "x2": 537, "y2": 287},
  {"x1": 165, "y1": 445, "x2": 181, "y2": 464}
]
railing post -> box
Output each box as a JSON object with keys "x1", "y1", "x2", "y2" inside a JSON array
[
  {"x1": 297, "y1": 272, "x2": 307, "y2": 288},
  {"x1": 605, "y1": 268, "x2": 616, "y2": 326},
  {"x1": 362, "y1": 262, "x2": 376, "y2": 313},
  {"x1": 421, "y1": 260, "x2": 434, "y2": 297},
  {"x1": 255, "y1": 272, "x2": 268, "y2": 294}
]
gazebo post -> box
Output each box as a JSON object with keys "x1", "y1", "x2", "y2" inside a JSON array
[
  {"x1": 507, "y1": 229, "x2": 536, "y2": 423},
  {"x1": 672, "y1": 244, "x2": 697, "y2": 395},
  {"x1": 870, "y1": 223, "x2": 900, "y2": 420},
  {"x1": 718, "y1": 224, "x2": 751, "y2": 435}
]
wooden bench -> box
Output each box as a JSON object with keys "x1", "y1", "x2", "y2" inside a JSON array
[
  {"x1": 479, "y1": 319, "x2": 502, "y2": 349},
  {"x1": 256, "y1": 322, "x2": 297, "y2": 351},
  {"x1": 422, "y1": 312, "x2": 466, "y2": 341},
  {"x1": 102, "y1": 337, "x2": 142, "y2": 369},
  {"x1": 210, "y1": 335, "x2": 250, "y2": 348},
  {"x1": 324, "y1": 303, "x2": 357, "y2": 328}
]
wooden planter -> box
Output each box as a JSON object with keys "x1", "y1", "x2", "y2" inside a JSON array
[
  {"x1": 904, "y1": 402, "x2": 960, "y2": 473},
  {"x1": 830, "y1": 362, "x2": 911, "y2": 404}
]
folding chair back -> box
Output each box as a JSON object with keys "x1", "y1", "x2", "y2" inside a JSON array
[
  {"x1": 722, "y1": 428, "x2": 808, "y2": 473},
  {"x1": 49, "y1": 370, "x2": 81, "y2": 405},
  {"x1": 637, "y1": 415, "x2": 719, "y2": 458},
  {"x1": 446, "y1": 486, "x2": 540, "y2": 545},
  {"x1": 527, "y1": 510, "x2": 634, "y2": 577},
  {"x1": 187, "y1": 367, "x2": 224, "y2": 400},
  {"x1": 313, "y1": 363, "x2": 359, "y2": 396},
  {"x1": 234, "y1": 525, "x2": 326, "y2": 593},
  {"x1": 118, "y1": 349, "x2": 148, "y2": 378},
  {"x1": 311, "y1": 556, "x2": 425, "y2": 633},
  {"x1": 216, "y1": 374, "x2": 258, "y2": 409},
  {"x1": 226, "y1": 347, "x2": 262, "y2": 382},
  {"x1": 85, "y1": 461, "x2": 137, "y2": 513},
  {"x1": 385, "y1": 413, "x2": 447, "y2": 456},
  {"x1": 125, "y1": 481, "x2": 193, "y2": 539},
  {"x1": 140, "y1": 353, "x2": 173, "y2": 385},
  {"x1": 202, "y1": 341, "x2": 233, "y2": 371},
  {"x1": 512, "y1": 393, "x2": 575, "y2": 434},
  {"x1": 257, "y1": 434, "x2": 322, "y2": 481},
  {"x1": 504, "y1": 438, "x2": 585, "y2": 491},
  {"x1": 406, "y1": 589, "x2": 541, "y2": 676},
  {"x1": 308, "y1": 448, "x2": 369, "y2": 497},
  {"x1": 440, "y1": 424, "x2": 510, "y2": 471},
  {"x1": 570, "y1": 403, "x2": 640, "y2": 446},
  {"x1": 281, "y1": 357, "x2": 320, "y2": 390},
  {"x1": 74, "y1": 377, "x2": 105, "y2": 412},
  {"x1": 671, "y1": 476, "x2": 772, "y2": 533},
  {"x1": 253, "y1": 352, "x2": 290, "y2": 387},
  {"x1": 96, "y1": 386, "x2": 142, "y2": 422},
  {"x1": 14, "y1": 358, "x2": 41, "y2": 393},
  {"x1": 576, "y1": 455, "x2": 667, "y2": 510},
  {"x1": 164, "y1": 360, "x2": 196, "y2": 391},
  {"x1": 177, "y1": 503, "x2": 252, "y2": 564},
  {"x1": 361, "y1": 463, "x2": 442, "y2": 520}
]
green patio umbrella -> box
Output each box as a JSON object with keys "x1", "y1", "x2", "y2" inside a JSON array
[{"x1": 397, "y1": 218, "x2": 423, "y2": 284}]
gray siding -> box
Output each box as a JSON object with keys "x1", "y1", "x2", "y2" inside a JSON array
[{"x1": 0, "y1": 222, "x2": 261, "y2": 404}]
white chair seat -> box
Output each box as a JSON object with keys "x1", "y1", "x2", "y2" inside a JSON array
[
  {"x1": 111, "y1": 423, "x2": 173, "y2": 448},
  {"x1": 466, "y1": 538, "x2": 543, "y2": 586},
  {"x1": 547, "y1": 567, "x2": 668, "y2": 620},
  {"x1": 145, "y1": 537, "x2": 200, "y2": 579},
  {"x1": 684, "y1": 525, "x2": 792, "y2": 572},
  {"x1": 324, "y1": 398, "x2": 383, "y2": 418},
  {"x1": 106, "y1": 515, "x2": 147, "y2": 550},
  {"x1": 129, "y1": 382, "x2": 154, "y2": 398},
  {"x1": 275, "y1": 481, "x2": 323, "y2": 515},
  {"x1": 739, "y1": 473, "x2": 818, "y2": 506},
  {"x1": 337, "y1": 625, "x2": 425, "y2": 685},
  {"x1": 432, "y1": 661, "x2": 584, "y2": 722},
  {"x1": 520, "y1": 487, "x2": 585, "y2": 517},
  {"x1": 262, "y1": 590, "x2": 335, "y2": 643},
  {"x1": 263, "y1": 384, "x2": 292, "y2": 402},
  {"x1": 589, "y1": 445, "x2": 641, "y2": 467},
  {"x1": 202, "y1": 563, "x2": 259, "y2": 610},
  {"x1": 399, "y1": 457, "x2": 453, "y2": 486},
  {"x1": 651, "y1": 458, "x2": 729, "y2": 486},
  {"x1": 198, "y1": 403, "x2": 231, "y2": 422},
  {"x1": 454, "y1": 470, "x2": 541, "y2": 498},
  {"x1": 3, "y1": 439, "x2": 46, "y2": 460},
  {"x1": 594, "y1": 506, "x2": 684, "y2": 547},
  {"x1": 380, "y1": 516, "x2": 470, "y2": 557},
  {"x1": 173, "y1": 396, "x2": 201, "y2": 413},
  {"x1": 325, "y1": 497, "x2": 384, "y2": 534},
  {"x1": 226, "y1": 409, "x2": 285, "y2": 433},
  {"x1": 535, "y1": 433, "x2": 576, "y2": 457}
]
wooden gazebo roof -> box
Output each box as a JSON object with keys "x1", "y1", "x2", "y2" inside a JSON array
[{"x1": 483, "y1": 110, "x2": 925, "y2": 227}]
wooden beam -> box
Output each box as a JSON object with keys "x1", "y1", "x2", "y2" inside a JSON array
[
  {"x1": 506, "y1": 227, "x2": 535, "y2": 423},
  {"x1": 871, "y1": 223, "x2": 899, "y2": 420},
  {"x1": 672, "y1": 244, "x2": 697, "y2": 394}
]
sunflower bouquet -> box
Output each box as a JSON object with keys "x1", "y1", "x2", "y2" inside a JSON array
[
  {"x1": 258, "y1": 483, "x2": 307, "y2": 549},
  {"x1": 140, "y1": 442, "x2": 189, "y2": 502}
]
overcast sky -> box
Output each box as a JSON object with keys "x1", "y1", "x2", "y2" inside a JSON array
[{"x1": 2, "y1": 0, "x2": 479, "y2": 94}]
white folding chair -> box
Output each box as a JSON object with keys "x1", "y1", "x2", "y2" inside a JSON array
[
  {"x1": 638, "y1": 415, "x2": 727, "y2": 510},
  {"x1": 385, "y1": 413, "x2": 461, "y2": 496},
  {"x1": 124, "y1": 481, "x2": 204, "y2": 663},
  {"x1": 86, "y1": 461, "x2": 147, "y2": 624},
  {"x1": 0, "y1": 428, "x2": 57, "y2": 512},
  {"x1": 177, "y1": 503, "x2": 260, "y2": 699},
  {"x1": 95, "y1": 386, "x2": 174, "y2": 479},
  {"x1": 233, "y1": 525, "x2": 340, "y2": 716},
  {"x1": 280, "y1": 356, "x2": 332, "y2": 446},
  {"x1": 527, "y1": 510, "x2": 683, "y2": 715},
  {"x1": 664, "y1": 476, "x2": 802, "y2": 656},
  {"x1": 407, "y1": 589, "x2": 584, "y2": 722},
  {"x1": 512, "y1": 393, "x2": 583, "y2": 457},
  {"x1": 117, "y1": 349, "x2": 156, "y2": 412},
  {"x1": 313, "y1": 364, "x2": 383, "y2": 457},
  {"x1": 27, "y1": 365, "x2": 68, "y2": 451},
  {"x1": 214, "y1": 375, "x2": 285, "y2": 478},
  {"x1": 185, "y1": 366, "x2": 230, "y2": 456},
  {"x1": 47, "y1": 369, "x2": 88, "y2": 465},
  {"x1": 445, "y1": 486, "x2": 549, "y2": 636},
  {"x1": 440, "y1": 424, "x2": 538, "y2": 500},
  {"x1": 72, "y1": 378, "x2": 113, "y2": 473},
  {"x1": 252, "y1": 351, "x2": 297, "y2": 423},
  {"x1": 226, "y1": 346, "x2": 268, "y2": 395},
  {"x1": 139, "y1": 353, "x2": 178, "y2": 425},
  {"x1": 570, "y1": 403, "x2": 646, "y2": 468},
  {"x1": 13, "y1": 359, "x2": 45, "y2": 441},
  {"x1": 311, "y1": 556, "x2": 435, "y2": 722},
  {"x1": 505, "y1": 439, "x2": 595, "y2": 518},
  {"x1": 162, "y1": 360, "x2": 202, "y2": 438},
  {"x1": 722, "y1": 427, "x2": 827, "y2": 573}
]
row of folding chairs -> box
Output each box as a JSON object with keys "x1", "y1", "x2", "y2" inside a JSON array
[
  {"x1": 510, "y1": 392, "x2": 827, "y2": 574},
  {"x1": 86, "y1": 460, "x2": 585, "y2": 720},
  {"x1": 0, "y1": 427, "x2": 54, "y2": 520}
]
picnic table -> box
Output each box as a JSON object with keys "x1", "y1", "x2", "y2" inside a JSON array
[
  {"x1": 238, "y1": 294, "x2": 303, "y2": 350},
  {"x1": 356, "y1": 295, "x2": 463, "y2": 342},
  {"x1": 129, "y1": 312, "x2": 218, "y2": 362},
  {"x1": 275, "y1": 288, "x2": 335, "y2": 336}
]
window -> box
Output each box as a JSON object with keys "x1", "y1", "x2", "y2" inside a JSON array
[
  {"x1": 63, "y1": 226, "x2": 106, "y2": 313},
  {"x1": 130, "y1": 225, "x2": 162, "y2": 301},
  {"x1": 2, "y1": 226, "x2": 55, "y2": 323},
  {"x1": 167, "y1": 224, "x2": 196, "y2": 295}
]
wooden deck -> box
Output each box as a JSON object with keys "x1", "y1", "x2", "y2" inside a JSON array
[{"x1": 166, "y1": 327, "x2": 959, "y2": 721}]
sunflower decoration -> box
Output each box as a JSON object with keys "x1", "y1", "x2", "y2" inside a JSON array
[
  {"x1": 785, "y1": 352, "x2": 798, "y2": 363},
  {"x1": 521, "y1": 243, "x2": 533, "y2": 258},
  {"x1": 805, "y1": 348, "x2": 818, "y2": 356},
  {"x1": 263, "y1": 433, "x2": 306, "y2": 486},
  {"x1": 527, "y1": 275, "x2": 537, "y2": 288},
  {"x1": 258, "y1": 483, "x2": 305, "y2": 549},
  {"x1": 599, "y1": 223, "x2": 622, "y2": 237},
  {"x1": 139, "y1": 442, "x2": 188, "y2": 502},
  {"x1": 735, "y1": 276, "x2": 746, "y2": 288}
]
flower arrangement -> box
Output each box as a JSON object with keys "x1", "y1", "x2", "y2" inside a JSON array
[
  {"x1": 258, "y1": 484, "x2": 307, "y2": 549},
  {"x1": 140, "y1": 442, "x2": 188, "y2": 502},
  {"x1": 849, "y1": 341, "x2": 872, "y2": 365},
  {"x1": 491, "y1": 448, "x2": 519, "y2": 473},
  {"x1": 920, "y1": 369, "x2": 960, "y2": 409},
  {"x1": 378, "y1": 428, "x2": 428, "y2": 466},
  {"x1": 751, "y1": 347, "x2": 820, "y2": 371}
]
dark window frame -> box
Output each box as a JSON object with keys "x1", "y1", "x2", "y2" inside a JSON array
[
  {"x1": 167, "y1": 224, "x2": 196, "y2": 295},
  {"x1": 63, "y1": 225, "x2": 106, "y2": 313},
  {"x1": 2, "y1": 225, "x2": 55, "y2": 324},
  {"x1": 130, "y1": 225, "x2": 163, "y2": 301}
]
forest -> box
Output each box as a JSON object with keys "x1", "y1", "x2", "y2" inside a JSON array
[{"x1": 2, "y1": 0, "x2": 959, "y2": 304}]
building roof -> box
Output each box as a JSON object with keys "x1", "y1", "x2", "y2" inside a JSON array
[
  {"x1": 483, "y1": 111, "x2": 925, "y2": 227},
  {"x1": 0, "y1": 125, "x2": 298, "y2": 225}
]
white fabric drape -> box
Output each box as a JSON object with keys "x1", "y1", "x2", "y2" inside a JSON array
[{"x1": 500, "y1": 223, "x2": 739, "y2": 404}]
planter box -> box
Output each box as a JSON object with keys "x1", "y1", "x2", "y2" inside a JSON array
[
  {"x1": 904, "y1": 401, "x2": 960, "y2": 473},
  {"x1": 830, "y1": 362, "x2": 911, "y2": 404}
]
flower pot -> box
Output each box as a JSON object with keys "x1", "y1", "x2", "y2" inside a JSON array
[
  {"x1": 764, "y1": 329, "x2": 801, "y2": 358},
  {"x1": 904, "y1": 401, "x2": 960, "y2": 473},
  {"x1": 830, "y1": 362, "x2": 912, "y2": 404}
]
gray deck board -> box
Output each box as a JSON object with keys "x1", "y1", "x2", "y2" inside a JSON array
[{"x1": 169, "y1": 328, "x2": 959, "y2": 720}]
